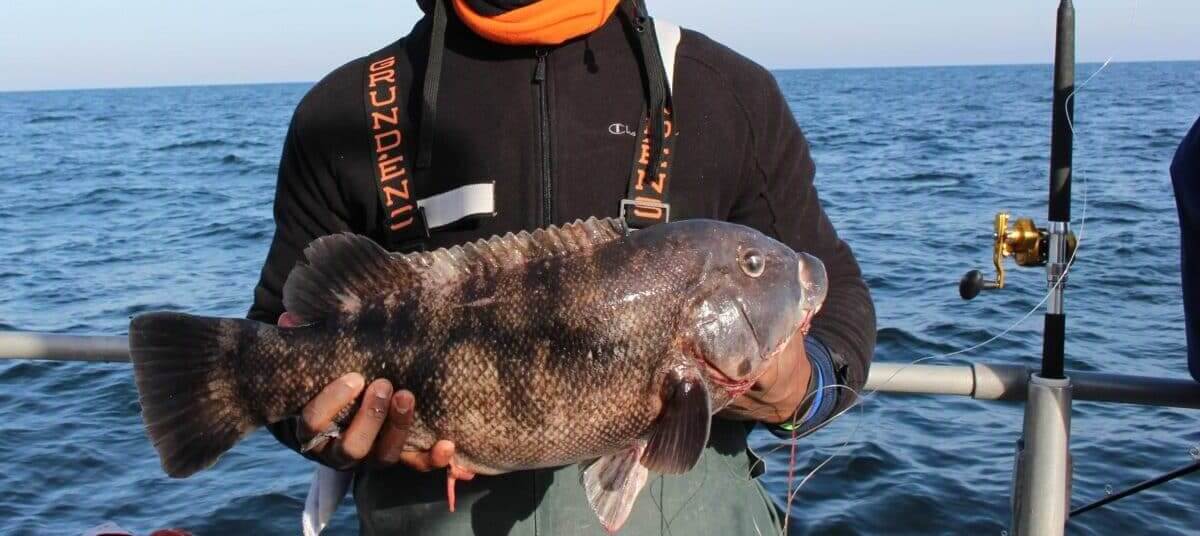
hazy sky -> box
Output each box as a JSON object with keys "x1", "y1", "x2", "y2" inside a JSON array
[{"x1": 1, "y1": 1, "x2": 1196, "y2": 91}]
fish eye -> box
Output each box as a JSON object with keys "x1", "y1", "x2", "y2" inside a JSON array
[{"x1": 739, "y1": 249, "x2": 765, "y2": 278}]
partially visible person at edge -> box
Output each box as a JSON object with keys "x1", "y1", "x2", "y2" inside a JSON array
[
  {"x1": 246, "y1": 0, "x2": 877, "y2": 533},
  {"x1": 1172, "y1": 117, "x2": 1199, "y2": 382}
]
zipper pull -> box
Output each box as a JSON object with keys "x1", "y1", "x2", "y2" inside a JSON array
[{"x1": 533, "y1": 48, "x2": 547, "y2": 83}]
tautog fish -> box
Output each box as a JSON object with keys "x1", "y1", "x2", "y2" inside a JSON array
[{"x1": 128, "y1": 217, "x2": 827, "y2": 532}]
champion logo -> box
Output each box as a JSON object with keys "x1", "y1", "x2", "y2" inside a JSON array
[{"x1": 608, "y1": 123, "x2": 637, "y2": 136}]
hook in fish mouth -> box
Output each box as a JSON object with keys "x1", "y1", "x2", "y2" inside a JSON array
[
  {"x1": 682, "y1": 315, "x2": 808, "y2": 400},
  {"x1": 681, "y1": 339, "x2": 754, "y2": 396}
]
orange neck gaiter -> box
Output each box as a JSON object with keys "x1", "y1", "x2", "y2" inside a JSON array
[{"x1": 452, "y1": 0, "x2": 621, "y2": 46}]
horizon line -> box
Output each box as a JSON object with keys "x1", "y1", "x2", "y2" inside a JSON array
[{"x1": 2, "y1": 57, "x2": 1196, "y2": 95}]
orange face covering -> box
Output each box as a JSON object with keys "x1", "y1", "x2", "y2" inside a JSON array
[{"x1": 452, "y1": 0, "x2": 621, "y2": 46}]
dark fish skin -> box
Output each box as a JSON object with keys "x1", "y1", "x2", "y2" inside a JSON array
[{"x1": 128, "y1": 217, "x2": 826, "y2": 523}]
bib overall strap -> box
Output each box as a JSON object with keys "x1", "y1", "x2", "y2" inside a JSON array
[
  {"x1": 363, "y1": 0, "x2": 450, "y2": 252},
  {"x1": 619, "y1": 0, "x2": 680, "y2": 230},
  {"x1": 363, "y1": 14, "x2": 437, "y2": 252},
  {"x1": 367, "y1": 0, "x2": 498, "y2": 251}
]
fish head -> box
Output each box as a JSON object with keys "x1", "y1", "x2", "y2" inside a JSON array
[{"x1": 680, "y1": 222, "x2": 828, "y2": 403}]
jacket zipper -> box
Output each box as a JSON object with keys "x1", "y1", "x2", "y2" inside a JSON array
[
  {"x1": 533, "y1": 48, "x2": 552, "y2": 227},
  {"x1": 531, "y1": 49, "x2": 551, "y2": 536}
]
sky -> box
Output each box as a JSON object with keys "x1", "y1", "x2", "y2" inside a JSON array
[{"x1": 0, "y1": 1, "x2": 1196, "y2": 92}]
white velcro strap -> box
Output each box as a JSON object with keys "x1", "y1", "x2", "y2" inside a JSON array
[
  {"x1": 654, "y1": 21, "x2": 681, "y2": 95},
  {"x1": 416, "y1": 182, "x2": 496, "y2": 230}
]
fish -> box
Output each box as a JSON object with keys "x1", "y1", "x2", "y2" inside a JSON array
[{"x1": 128, "y1": 217, "x2": 827, "y2": 532}]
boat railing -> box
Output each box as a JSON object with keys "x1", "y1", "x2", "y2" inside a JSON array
[{"x1": 4, "y1": 330, "x2": 1197, "y2": 410}]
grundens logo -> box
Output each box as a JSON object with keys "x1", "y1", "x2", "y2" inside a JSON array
[{"x1": 367, "y1": 56, "x2": 417, "y2": 232}]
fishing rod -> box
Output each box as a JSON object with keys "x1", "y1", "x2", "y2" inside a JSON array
[
  {"x1": 957, "y1": 1, "x2": 1079, "y2": 534},
  {"x1": 958, "y1": 0, "x2": 1078, "y2": 326},
  {"x1": 1070, "y1": 458, "x2": 1200, "y2": 518},
  {"x1": 1042, "y1": 0, "x2": 1076, "y2": 382},
  {"x1": 952, "y1": 0, "x2": 1197, "y2": 531}
]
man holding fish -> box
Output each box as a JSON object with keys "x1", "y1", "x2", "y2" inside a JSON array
[{"x1": 129, "y1": 0, "x2": 877, "y2": 534}]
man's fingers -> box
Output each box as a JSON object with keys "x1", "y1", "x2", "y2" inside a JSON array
[
  {"x1": 370, "y1": 390, "x2": 415, "y2": 466},
  {"x1": 297, "y1": 375, "x2": 458, "y2": 472},
  {"x1": 399, "y1": 440, "x2": 456, "y2": 472},
  {"x1": 335, "y1": 379, "x2": 394, "y2": 461},
  {"x1": 450, "y1": 466, "x2": 476, "y2": 481},
  {"x1": 277, "y1": 312, "x2": 303, "y2": 328},
  {"x1": 300, "y1": 373, "x2": 366, "y2": 443},
  {"x1": 398, "y1": 451, "x2": 434, "y2": 472},
  {"x1": 430, "y1": 440, "x2": 455, "y2": 467}
]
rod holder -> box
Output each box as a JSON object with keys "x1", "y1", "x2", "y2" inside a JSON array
[{"x1": 1011, "y1": 374, "x2": 1073, "y2": 536}]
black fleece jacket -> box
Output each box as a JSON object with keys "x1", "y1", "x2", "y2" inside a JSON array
[{"x1": 247, "y1": 5, "x2": 876, "y2": 448}]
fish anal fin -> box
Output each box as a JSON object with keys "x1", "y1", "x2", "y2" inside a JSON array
[
  {"x1": 282, "y1": 233, "x2": 411, "y2": 322},
  {"x1": 579, "y1": 443, "x2": 650, "y2": 534},
  {"x1": 641, "y1": 366, "x2": 711, "y2": 474}
]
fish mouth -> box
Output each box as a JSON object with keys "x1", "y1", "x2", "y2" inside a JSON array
[
  {"x1": 754, "y1": 311, "x2": 812, "y2": 375},
  {"x1": 686, "y1": 311, "x2": 814, "y2": 399},
  {"x1": 681, "y1": 339, "x2": 753, "y2": 396},
  {"x1": 700, "y1": 357, "x2": 754, "y2": 394}
]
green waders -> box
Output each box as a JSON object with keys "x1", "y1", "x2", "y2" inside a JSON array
[{"x1": 353, "y1": 420, "x2": 784, "y2": 535}]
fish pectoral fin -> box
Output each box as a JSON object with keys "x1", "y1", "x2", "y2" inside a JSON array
[
  {"x1": 641, "y1": 367, "x2": 711, "y2": 475},
  {"x1": 579, "y1": 443, "x2": 650, "y2": 534}
]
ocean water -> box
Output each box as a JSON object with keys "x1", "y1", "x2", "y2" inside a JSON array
[{"x1": 1, "y1": 61, "x2": 1198, "y2": 535}]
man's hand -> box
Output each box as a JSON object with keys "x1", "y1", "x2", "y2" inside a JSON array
[
  {"x1": 279, "y1": 313, "x2": 465, "y2": 476},
  {"x1": 297, "y1": 373, "x2": 458, "y2": 471},
  {"x1": 720, "y1": 335, "x2": 813, "y2": 424}
]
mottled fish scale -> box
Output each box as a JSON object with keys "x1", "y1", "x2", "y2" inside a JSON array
[{"x1": 345, "y1": 219, "x2": 685, "y2": 471}]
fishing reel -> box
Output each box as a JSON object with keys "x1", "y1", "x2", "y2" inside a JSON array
[{"x1": 959, "y1": 212, "x2": 1076, "y2": 300}]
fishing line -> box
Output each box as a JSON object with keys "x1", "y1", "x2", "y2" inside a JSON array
[
  {"x1": 780, "y1": 383, "x2": 863, "y2": 536},
  {"x1": 687, "y1": 4, "x2": 1136, "y2": 532},
  {"x1": 655, "y1": 456, "x2": 711, "y2": 536},
  {"x1": 850, "y1": 0, "x2": 1130, "y2": 403},
  {"x1": 769, "y1": 5, "x2": 1140, "y2": 525},
  {"x1": 776, "y1": 59, "x2": 1106, "y2": 518}
]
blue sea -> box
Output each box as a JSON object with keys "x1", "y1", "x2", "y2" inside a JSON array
[{"x1": 1, "y1": 61, "x2": 1198, "y2": 535}]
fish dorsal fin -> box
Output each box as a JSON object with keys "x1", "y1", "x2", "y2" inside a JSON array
[
  {"x1": 401, "y1": 217, "x2": 626, "y2": 285},
  {"x1": 282, "y1": 218, "x2": 626, "y2": 321},
  {"x1": 282, "y1": 233, "x2": 414, "y2": 322}
]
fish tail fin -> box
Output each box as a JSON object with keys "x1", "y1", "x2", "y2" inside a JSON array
[{"x1": 129, "y1": 311, "x2": 263, "y2": 478}]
